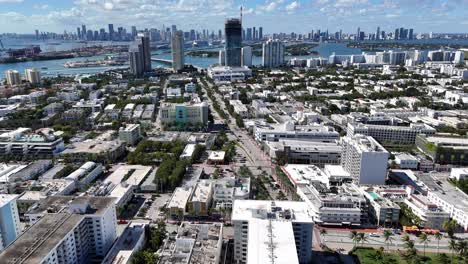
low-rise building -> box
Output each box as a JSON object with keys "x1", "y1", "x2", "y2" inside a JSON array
[
  {"x1": 404, "y1": 192, "x2": 449, "y2": 230},
  {"x1": 297, "y1": 183, "x2": 367, "y2": 226},
  {"x1": 158, "y1": 222, "x2": 223, "y2": 264},
  {"x1": 358, "y1": 186, "x2": 400, "y2": 227},
  {"x1": 347, "y1": 123, "x2": 436, "y2": 145},
  {"x1": 416, "y1": 135, "x2": 468, "y2": 165},
  {"x1": 394, "y1": 153, "x2": 419, "y2": 169},
  {"x1": 266, "y1": 139, "x2": 341, "y2": 166},
  {"x1": 450, "y1": 168, "x2": 468, "y2": 181},
  {"x1": 255, "y1": 122, "x2": 339, "y2": 142},
  {"x1": 188, "y1": 181, "x2": 213, "y2": 216},
  {"x1": 168, "y1": 187, "x2": 193, "y2": 220},
  {"x1": 207, "y1": 66, "x2": 252, "y2": 83},
  {"x1": 159, "y1": 101, "x2": 209, "y2": 126},
  {"x1": 0, "y1": 128, "x2": 64, "y2": 158},
  {"x1": 118, "y1": 124, "x2": 141, "y2": 146}
]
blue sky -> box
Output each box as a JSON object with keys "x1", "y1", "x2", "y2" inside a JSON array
[{"x1": 0, "y1": 0, "x2": 468, "y2": 34}]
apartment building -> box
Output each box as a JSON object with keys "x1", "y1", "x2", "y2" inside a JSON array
[
  {"x1": 340, "y1": 135, "x2": 389, "y2": 185},
  {"x1": 404, "y1": 193, "x2": 449, "y2": 230},
  {"x1": 1, "y1": 196, "x2": 117, "y2": 263},
  {"x1": 0, "y1": 128, "x2": 65, "y2": 157},
  {"x1": 297, "y1": 183, "x2": 367, "y2": 226},
  {"x1": 359, "y1": 187, "x2": 400, "y2": 227},
  {"x1": 159, "y1": 101, "x2": 209, "y2": 126},
  {"x1": 118, "y1": 124, "x2": 141, "y2": 146},
  {"x1": 232, "y1": 200, "x2": 313, "y2": 264},
  {"x1": 0, "y1": 194, "x2": 21, "y2": 252}
]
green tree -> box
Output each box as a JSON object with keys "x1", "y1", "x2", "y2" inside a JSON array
[
  {"x1": 350, "y1": 231, "x2": 359, "y2": 248},
  {"x1": 320, "y1": 229, "x2": 327, "y2": 243},
  {"x1": 443, "y1": 220, "x2": 457, "y2": 239},
  {"x1": 358, "y1": 232, "x2": 368, "y2": 247},
  {"x1": 383, "y1": 230, "x2": 394, "y2": 252},
  {"x1": 457, "y1": 240, "x2": 468, "y2": 258},
  {"x1": 132, "y1": 250, "x2": 158, "y2": 264},
  {"x1": 419, "y1": 232, "x2": 430, "y2": 256},
  {"x1": 434, "y1": 232, "x2": 443, "y2": 255},
  {"x1": 449, "y1": 239, "x2": 457, "y2": 262}
]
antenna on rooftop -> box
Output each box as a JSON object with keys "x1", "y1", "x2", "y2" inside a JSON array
[{"x1": 240, "y1": 5, "x2": 243, "y2": 24}]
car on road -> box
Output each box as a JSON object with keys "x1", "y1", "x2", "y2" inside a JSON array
[{"x1": 369, "y1": 233, "x2": 380, "y2": 237}]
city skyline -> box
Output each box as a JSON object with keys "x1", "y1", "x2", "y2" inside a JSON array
[{"x1": 1, "y1": 0, "x2": 468, "y2": 34}]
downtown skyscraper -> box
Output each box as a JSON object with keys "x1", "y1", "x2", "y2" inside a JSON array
[
  {"x1": 171, "y1": 30, "x2": 185, "y2": 71},
  {"x1": 224, "y1": 18, "x2": 242, "y2": 67},
  {"x1": 129, "y1": 33, "x2": 151, "y2": 76}
]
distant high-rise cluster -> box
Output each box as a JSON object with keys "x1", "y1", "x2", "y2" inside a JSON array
[{"x1": 243, "y1": 26, "x2": 263, "y2": 41}]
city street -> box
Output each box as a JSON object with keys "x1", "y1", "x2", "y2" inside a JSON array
[{"x1": 319, "y1": 228, "x2": 466, "y2": 253}]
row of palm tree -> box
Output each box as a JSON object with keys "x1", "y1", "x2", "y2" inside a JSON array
[{"x1": 349, "y1": 231, "x2": 369, "y2": 247}]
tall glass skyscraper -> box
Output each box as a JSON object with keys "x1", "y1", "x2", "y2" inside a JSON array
[
  {"x1": 224, "y1": 18, "x2": 242, "y2": 67},
  {"x1": 171, "y1": 30, "x2": 185, "y2": 71}
]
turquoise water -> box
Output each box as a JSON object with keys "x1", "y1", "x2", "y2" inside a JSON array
[
  {"x1": 0, "y1": 42, "x2": 363, "y2": 78},
  {"x1": 3, "y1": 37, "x2": 467, "y2": 78}
]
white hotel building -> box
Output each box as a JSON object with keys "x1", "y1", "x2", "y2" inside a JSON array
[
  {"x1": 232, "y1": 200, "x2": 313, "y2": 264},
  {"x1": 340, "y1": 135, "x2": 389, "y2": 185}
]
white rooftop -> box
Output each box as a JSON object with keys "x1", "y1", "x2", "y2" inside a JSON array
[
  {"x1": 232, "y1": 200, "x2": 313, "y2": 223},
  {"x1": 104, "y1": 165, "x2": 152, "y2": 186},
  {"x1": 0, "y1": 194, "x2": 19, "y2": 208},
  {"x1": 168, "y1": 187, "x2": 193, "y2": 210},
  {"x1": 247, "y1": 219, "x2": 299, "y2": 264},
  {"x1": 281, "y1": 164, "x2": 329, "y2": 187}
]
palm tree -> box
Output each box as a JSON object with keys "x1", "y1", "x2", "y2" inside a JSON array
[
  {"x1": 350, "y1": 231, "x2": 359, "y2": 248},
  {"x1": 443, "y1": 220, "x2": 457, "y2": 239},
  {"x1": 320, "y1": 229, "x2": 328, "y2": 243},
  {"x1": 383, "y1": 230, "x2": 394, "y2": 252},
  {"x1": 419, "y1": 233, "x2": 430, "y2": 256},
  {"x1": 402, "y1": 234, "x2": 410, "y2": 243},
  {"x1": 449, "y1": 239, "x2": 457, "y2": 262},
  {"x1": 456, "y1": 240, "x2": 468, "y2": 258},
  {"x1": 434, "y1": 232, "x2": 443, "y2": 255},
  {"x1": 358, "y1": 232, "x2": 368, "y2": 247}
]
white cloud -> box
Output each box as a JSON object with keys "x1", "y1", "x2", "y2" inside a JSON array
[
  {"x1": 286, "y1": 1, "x2": 300, "y2": 12},
  {"x1": 0, "y1": 0, "x2": 23, "y2": 2},
  {"x1": 33, "y1": 4, "x2": 49, "y2": 10}
]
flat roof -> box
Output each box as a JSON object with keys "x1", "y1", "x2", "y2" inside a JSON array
[
  {"x1": 26, "y1": 196, "x2": 115, "y2": 216},
  {"x1": 168, "y1": 187, "x2": 193, "y2": 210},
  {"x1": 247, "y1": 219, "x2": 299, "y2": 264},
  {"x1": 232, "y1": 200, "x2": 313, "y2": 223},
  {"x1": 0, "y1": 194, "x2": 19, "y2": 208},
  {"x1": 104, "y1": 165, "x2": 152, "y2": 186},
  {"x1": 0, "y1": 213, "x2": 84, "y2": 264},
  {"x1": 324, "y1": 165, "x2": 351, "y2": 178},
  {"x1": 282, "y1": 164, "x2": 329, "y2": 186},
  {"x1": 0, "y1": 164, "x2": 27, "y2": 183},
  {"x1": 180, "y1": 143, "x2": 196, "y2": 159},
  {"x1": 208, "y1": 151, "x2": 225, "y2": 161},
  {"x1": 191, "y1": 182, "x2": 212, "y2": 203}
]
